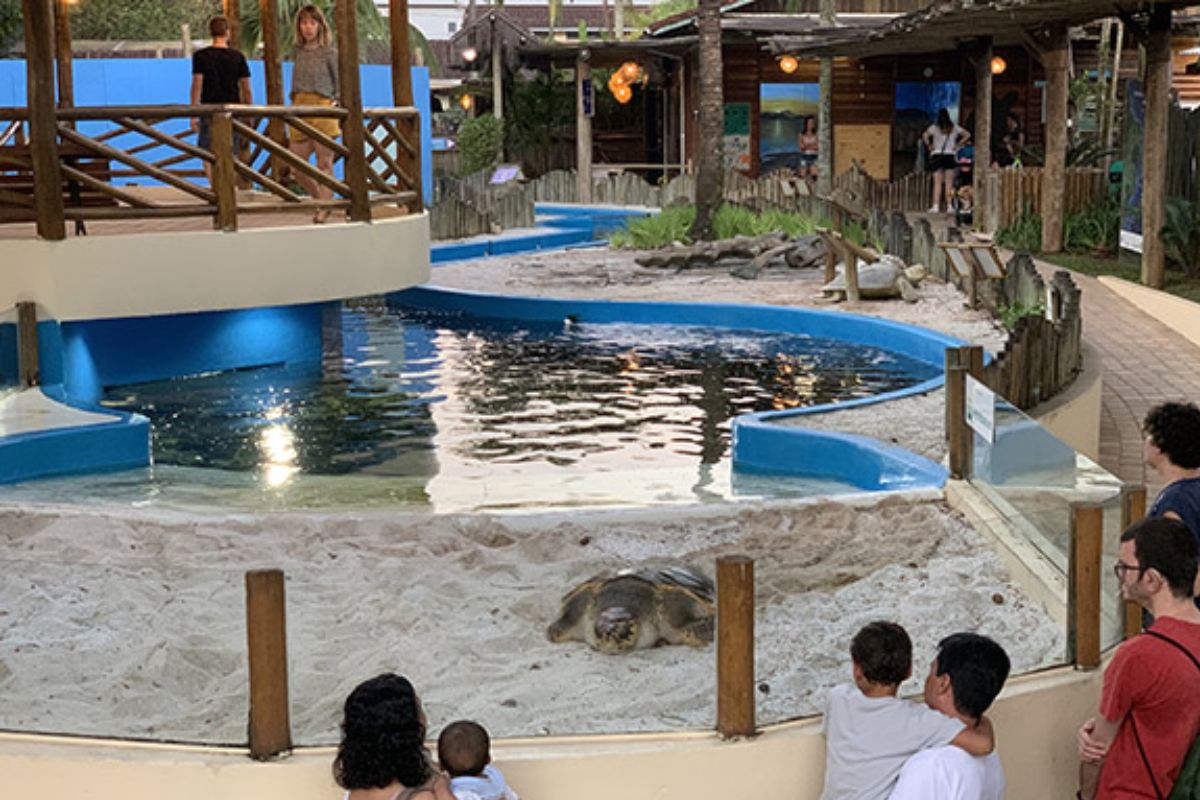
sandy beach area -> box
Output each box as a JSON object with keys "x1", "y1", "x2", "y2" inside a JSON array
[{"x1": 0, "y1": 244, "x2": 1066, "y2": 746}]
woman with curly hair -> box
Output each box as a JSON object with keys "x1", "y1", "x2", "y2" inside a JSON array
[
  {"x1": 1144, "y1": 402, "x2": 1200, "y2": 565},
  {"x1": 334, "y1": 673, "x2": 455, "y2": 800}
]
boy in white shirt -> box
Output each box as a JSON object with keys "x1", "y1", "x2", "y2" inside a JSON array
[{"x1": 819, "y1": 621, "x2": 994, "y2": 800}]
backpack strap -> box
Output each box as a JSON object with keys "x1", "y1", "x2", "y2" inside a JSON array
[{"x1": 1128, "y1": 629, "x2": 1200, "y2": 800}]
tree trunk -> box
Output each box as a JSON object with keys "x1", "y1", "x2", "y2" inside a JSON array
[
  {"x1": 689, "y1": 0, "x2": 723, "y2": 242},
  {"x1": 816, "y1": 0, "x2": 835, "y2": 195}
]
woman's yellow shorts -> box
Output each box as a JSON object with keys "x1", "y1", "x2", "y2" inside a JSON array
[{"x1": 290, "y1": 92, "x2": 341, "y2": 142}]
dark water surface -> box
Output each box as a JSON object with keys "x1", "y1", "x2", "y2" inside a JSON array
[{"x1": 76, "y1": 299, "x2": 939, "y2": 510}]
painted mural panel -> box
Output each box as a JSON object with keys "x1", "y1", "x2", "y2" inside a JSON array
[{"x1": 759, "y1": 83, "x2": 819, "y2": 175}]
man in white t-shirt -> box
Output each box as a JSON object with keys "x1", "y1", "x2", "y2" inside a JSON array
[{"x1": 889, "y1": 633, "x2": 1010, "y2": 800}]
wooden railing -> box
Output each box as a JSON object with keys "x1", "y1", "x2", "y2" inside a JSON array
[
  {"x1": 995, "y1": 166, "x2": 1107, "y2": 230},
  {"x1": 0, "y1": 103, "x2": 421, "y2": 232}
]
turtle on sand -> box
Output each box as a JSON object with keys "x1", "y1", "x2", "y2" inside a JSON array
[
  {"x1": 546, "y1": 565, "x2": 715, "y2": 655},
  {"x1": 822, "y1": 255, "x2": 928, "y2": 303}
]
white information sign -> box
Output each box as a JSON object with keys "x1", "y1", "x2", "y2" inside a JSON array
[{"x1": 965, "y1": 375, "x2": 995, "y2": 443}]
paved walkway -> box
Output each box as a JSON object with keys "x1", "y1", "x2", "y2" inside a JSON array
[{"x1": 1038, "y1": 262, "x2": 1200, "y2": 496}]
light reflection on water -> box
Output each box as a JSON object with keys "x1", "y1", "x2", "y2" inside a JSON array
[{"x1": 12, "y1": 300, "x2": 940, "y2": 512}]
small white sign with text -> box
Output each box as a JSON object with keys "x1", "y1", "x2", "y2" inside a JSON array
[{"x1": 965, "y1": 375, "x2": 995, "y2": 443}]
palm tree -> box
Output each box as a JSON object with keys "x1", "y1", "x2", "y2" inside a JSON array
[
  {"x1": 688, "y1": 0, "x2": 723, "y2": 241},
  {"x1": 238, "y1": 0, "x2": 438, "y2": 70}
]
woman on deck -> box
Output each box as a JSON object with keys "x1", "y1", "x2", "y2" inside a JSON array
[
  {"x1": 334, "y1": 673, "x2": 456, "y2": 800},
  {"x1": 289, "y1": 4, "x2": 340, "y2": 224},
  {"x1": 797, "y1": 117, "x2": 819, "y2": 181},
  {"x1": 922, "y1": 108, "x2": 970, "y2": 214}
]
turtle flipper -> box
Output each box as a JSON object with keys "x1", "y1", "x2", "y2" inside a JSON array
[
  {"x1": 547, "y1": 586, "x2": 594, "y2": 643},
  {"x1": 658, "y1": 588, "x2": 715, "y2": 647}
]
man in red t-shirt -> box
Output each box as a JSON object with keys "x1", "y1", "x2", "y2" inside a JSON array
[{"x1": 1077, "y1": 517, "x2": 1200, "y2": 799}]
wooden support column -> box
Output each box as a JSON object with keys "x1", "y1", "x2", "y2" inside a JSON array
[
  {"x1": 211, "y1": 112, "x2": 238, "y2": 232},
  {"x1": 973, "y1": 38, "x2": 992, "y2": 232},
  {"x1": 223, "y1": 0, "x2": 242, "y2": 52},
  {"x1": 576, "y1": 53, "x2": 592, "y2": 204},
  {"x1": 1120, "y1": 485, "x2": 1147, "y2": 638},
  {"x1": 246, "y1": 569, "x2": 291, "y2": 760},
  {"x1": 1041, "y1": 25, "x2": 1069, "y2": 253},
  {"x1": 389, "y1": 0, "x2": 414, "y2": 106},
  {"x1": 716, "y1": 555, "x2": 755, "y2": 738},
  {"x1": 23, "y1": 0, "x2": 65, "y2": 241},
  {"x1": 52, "y1": 0, "x2": 74, "y2": 109},
  {"x1": 945, "y1": 346, "x2": 971, "y2": 479},
  {"x1": 491, "y1": 15, "x2": 503, "y2": 121},
  {"x1": 17, "y1": 302, "x2": 40, "y2": 387},
  {"x1": 816, "y1": 0, "x2": 835, "y2": 195},
  {"x1": 336, "y1": 0, "x2": 371, "y2": 222},
  {"x1": 1069, "y1": 503, "x2": 1103, "y2": 669},
  {"x1": 1141, "y1": 6, "x2": 1172, "y2": 289},
  {"x1": 258, "y1": 0, "x2": 287, "y2": 179}
]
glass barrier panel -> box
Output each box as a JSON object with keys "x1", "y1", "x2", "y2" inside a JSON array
[
  {"x1": 1100, "y1": 492, "x2": 1128, "y2": 653},
  {"x1": 0, "y1": 306, "x2": 18, "y2": 390}
]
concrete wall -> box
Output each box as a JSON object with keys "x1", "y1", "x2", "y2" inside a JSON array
[
  {"x1": 4, "y1": 213, "x2": 430, "y2": 322},
  {"x1": 0, "y1": 663, "x2": 1103, "y2": 800}
]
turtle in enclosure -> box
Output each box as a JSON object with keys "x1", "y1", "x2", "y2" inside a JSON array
[
  {"x1": 546, "y1": 565, "x2": 715, "y2": 655},
  {"x1": 822, "y1": 255, "x2": 928, "y2": 303}
]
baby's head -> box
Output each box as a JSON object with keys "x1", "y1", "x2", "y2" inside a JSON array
[
  {"x1": 438, "y1": 720, "x2": 491, "y2": 778},
  {"x1": 850, "y1": 621, "x2": 912, "y2": 692}
]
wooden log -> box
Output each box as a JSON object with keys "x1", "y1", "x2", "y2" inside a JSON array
[
  {"x1": 223, "y1": 0, "x2": 242, "y2": 51},
  {"x1": 17, "y1": 301, "x2": 39, "y2": 387},
  {"x1": 1069, "y1": 502, "x2": 1104, "y2": 670},
  {"x1": 576, "y1": 55, "x2": 592, "y2": 205},
  {"x1": 23, "y1": 0, "x2": 66, "y2": 240},
  {"x1": 232, "y1": 120, "x2": 350, "y2": 196},
  {"x1": 1041, "y1": 25, "x2": 1069, "y2": 253},
  {"x1": 335, "y1": 0, "x2": 371, "y2": 222},
  {"x1": 945, "y1": 347, "x2": 969, "y2": 478},
  {"x1": 1141, "y1": 6, "x2": 1171, "y2": 289},
  {"x1": 973, "y1": 37, "x2": 992, "y2": 232},
  {"x1": 57, "y1": 125, "x2": 215, "y2": 203},
  {"x1": 246, "y1": 569, "x2": 292, "y2": 760},
  {"x1": 258, "y1": 0, "x2": 287, "y2": 180},
  {"x1": 114, "y1": 116, "x2": 214, "y2": 163},
  {"x1": 57, "y1": 164, "x2": 154, "y2": 208},
  {"x1": 716, "y1": 555, "x2": 755, "y2": 739}
]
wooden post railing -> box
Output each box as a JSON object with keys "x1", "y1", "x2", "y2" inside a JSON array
[
  {"x1": 945, "y1": 346, "x2": 970, "y2": 479},
  {"x1": 716, "y1": 555, "x2": 755, "y2": 738},
  {"x1": 335, "y1": 0, "x2": 371, "y2": 222},
  {"x1": 1120, "y1": 485, "x2": 1147, "y2": 638},
  {"x1": 211, "y1": 112, "x2": 238, "y2": 232},
  {"x1": 246, "y1": 569, "x2": 291, "y2": 760},
  {"x1": 1069, "y1": 502, "x2": 1104, "y2": 669},
  {"x1": 17, "y1": 301, "x2": 39, "y2": 387},
  {"x1": 22, "y1": 0, "x2": 66, "y2": 240}
]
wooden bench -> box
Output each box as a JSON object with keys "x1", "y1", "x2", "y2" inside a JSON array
[
  {"x1": 0, "y1": 143, "x2": 116, "y2": 233},
  {"x1": 937, "y1": 241, "x2": 1007, "y2": 309}
]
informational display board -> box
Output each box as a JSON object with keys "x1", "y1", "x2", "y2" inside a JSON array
[
  {"x1": 834, "y1": 124, "x2": 892, "y2": 180},
  {"x1": 724, "y1": 103, "x2": 752, "y2": 172},
  {"x1": 966, "y1": 375, "x2": 996, "y2": 444}
]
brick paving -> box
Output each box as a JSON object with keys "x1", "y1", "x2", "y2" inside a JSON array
[{"x1": 1038, "y1": 262, "x2": 1200, "y2": 496}]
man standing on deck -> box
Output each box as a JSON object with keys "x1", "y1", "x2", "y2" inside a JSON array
[
  {"x1": 189, "y1": 15, "x2": 252, "y2": 185},
  {"x1": 1077, "y1": 517, "x2": 1200, "y2": 799}
]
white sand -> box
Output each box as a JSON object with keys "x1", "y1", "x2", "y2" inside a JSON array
[
  {"x1": 0, "y1": 245, "x2": 1065, "y2": 746},
  {"x1": 0, "y1": 496, "x2": 1063, "y2": 744}
]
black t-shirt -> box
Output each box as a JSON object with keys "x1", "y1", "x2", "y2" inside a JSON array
[{"x1": 192, "y1": 46, "x2": 250, "y2": 104}]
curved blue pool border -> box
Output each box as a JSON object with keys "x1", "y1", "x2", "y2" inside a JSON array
[{"x1": 393, "y1": 286, "x2": 959, "y2": 492}]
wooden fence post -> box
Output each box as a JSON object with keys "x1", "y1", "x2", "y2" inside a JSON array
[
  {"x1": 246, "y1": 569, "x2": 291, "y2": 760},
  {"x1": 1069, "y1": 503, "x2": 1104, "y2": 669},
  {"x1": 1120, "y1": 485, "x2": 1147, "y2": 638},
  {"x1": 211, "y1": 112, "x2": 238, "y2": 232},
  {"x1": 945, "y1": 346, "x2": 971, "y2": 479},
  {"x1": 17, "y1": 301, "x2": 40, "y2": 387},
  {"x1": 716, "y1": 555, "x2": 755, "y2": 738},
  {"x1": 23, "y1": 0, "x2": 66, "y2": 241},
  {"x1": 336, "y1": 0, "x2": 371, "y2": 222}
]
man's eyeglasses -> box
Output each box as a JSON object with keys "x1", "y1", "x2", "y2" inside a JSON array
[{"x1": 1113, "y1": 561, "x2": 1147, "y2": 580}]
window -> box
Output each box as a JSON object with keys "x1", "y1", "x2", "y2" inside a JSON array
[{"x1": 448, "y1": 21, "x2": 457, "y2": 33}]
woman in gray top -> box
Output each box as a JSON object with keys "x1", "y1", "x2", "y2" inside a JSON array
[{"x1": 289, "y1": 4, "x2": 340, "y2": 223}]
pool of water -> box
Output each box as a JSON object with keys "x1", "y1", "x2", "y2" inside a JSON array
[{"x1": 11, "y1": 299, "x2": 940, "y2": 512}]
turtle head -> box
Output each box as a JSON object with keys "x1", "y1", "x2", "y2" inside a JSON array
[{"x1": 594, "y1": 607, "x2": 639, "y2": 654}]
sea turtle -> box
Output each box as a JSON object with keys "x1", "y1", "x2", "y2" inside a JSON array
[
  {"x1": 822, "y1": 255, "x2": 928, "y2": 303},
  {"x1": 546, "y1": 565, "x2": 715, "y2": 655}
]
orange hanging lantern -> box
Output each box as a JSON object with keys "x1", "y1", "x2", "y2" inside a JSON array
[
  {"x1": 991, "y1": 56, "x2": 1007, "y2": 75},
  {"x1": 614, "y1": 84, "x2": 633, "y2": 104},
  {"x1": 779, "y1": 55, "x2": 799, "y2": 74},
  {"x1": 620, "y1": 61, "x2": 641, "y2": 83},
  {"x1": 459, "y1": 94, "x2": 474, "y2": 111},
  {"x1": 608, "y1": 71, "x2": 625, "y2": 91}
]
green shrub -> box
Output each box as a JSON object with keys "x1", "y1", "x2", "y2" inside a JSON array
[
  {"x1": 609, "y1": 205, "x2": 826, "y2": 249},
  {"x1": 997, "y1": 207, "x2": 1043, "y2": 252},
  {"x1": 998, "y1": 300, "x2": 1046, "y2": 330},
  {"x1": 458, "y1": 115, "x2": 504, "y2": 177},
  {"x1": 609, "y1": 206, "x2": 696, "y2": 248},
  {"x1": 1064, "y1": 199, "x2": 1120, "y2": 255},
  {"x1": 1162, "y1": 197, "x2": 1200, "y2": 276}
]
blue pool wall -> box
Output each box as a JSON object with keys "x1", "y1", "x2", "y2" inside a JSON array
[
  {"x1": 0, "y1": 60, "x2": 434, "y2": 204},
  {"x1": 392, "y1": 286, "x2": 959, "y2": 491},
  {"x1": 431, "y1": 206, "x2": 655, "y2": 263}
]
